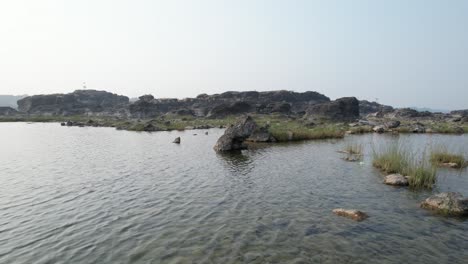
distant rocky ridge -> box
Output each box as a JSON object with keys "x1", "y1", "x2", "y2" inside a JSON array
[
  {"x1": 129, "y1": 90, "x2": 331, "y2": 118},
  {"x1": 17, "y1": 90, "x2": 129, "y2": 116},
  {"x1": 0, "y1": 95, "x2": 27, "y2": 109},
  {"x1": 2, "y1": 89, "x2": 467, "y2": 125},
  {"x1": 0, "y1": 107, "x2": 18, "y2": 116}
]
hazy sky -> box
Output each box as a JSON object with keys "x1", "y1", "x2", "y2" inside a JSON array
[{"x1": 0, "y1": 0, "x2": 467, "y2": 109}]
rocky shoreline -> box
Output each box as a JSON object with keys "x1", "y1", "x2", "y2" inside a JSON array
[{"x1": 0, "y1": 89, "x2": 466, "y2": 138}]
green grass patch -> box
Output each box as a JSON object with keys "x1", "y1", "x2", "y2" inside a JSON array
[
  {"x1": 405, "y1": 160, "x2": 437, "y2": 189},
  {"x1": 372, "y1": 144, "x2": 437, "y2": 189},
  {"x1": 430, "y1": 148, "x2": 466, "y2": 168},
  {"x1": 349, "y1": 126, "x2": 373, "y2": 134},
  {"x1": 372, "y1": 145, "x2": 409, "y2": 174},
  {"x1": 344, "y1": 143, "x2": 363, "y2": 155}
]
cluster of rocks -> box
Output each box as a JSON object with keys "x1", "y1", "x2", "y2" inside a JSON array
[
  {"x1": 332, "y1": 192, "x2": 468, "y2": 221},
  {"x1": 2, "y1": 90, "x2": 467, "y2": 137},
  {"x1": 129, "y1": 90, "x2": 332, "y2": 119},
  {"x1": 61, "y1": 120, "x2": 102, "y2": 128},
  {"x1": 4, "y1": 89, "x2": 361, "y2": 121}
]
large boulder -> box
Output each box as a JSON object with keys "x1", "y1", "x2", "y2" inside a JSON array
[
  {"x1": 421, "y1": 192, "x2": 468, "y2": 216},
  {"x1": 306, "y1": 97, "x2": 359, "y2": 122},
  {"x1": 214, "y1": 116, "x2": 257, "y2": 152}
]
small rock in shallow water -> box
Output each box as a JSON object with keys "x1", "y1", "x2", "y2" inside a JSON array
[
  {"x1": 173, "y1": 137, "x2": 181, "y2": 144},
  {"x1": 373, "y1": 125, "x2": 385, "y2": 133},
  {"x1": 421, "y1": 192, "x2": 468, "y2": 216},
  {"x1": 384, "y1": 174, "x2": 409, "y2": 186},
  {"x1": 333, "y1": 209, "x2": 368, "y2": 221},
  {"x1": 441, "y1": 162, "x2": 460, "y2": 168}
]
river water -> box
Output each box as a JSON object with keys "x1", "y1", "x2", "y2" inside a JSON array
[{"x1": 0, "y1": 123, "x2": 467, "y2": 264}]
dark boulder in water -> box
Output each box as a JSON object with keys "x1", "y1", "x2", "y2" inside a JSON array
[{"x1": 214, "y1": 116, "x2": 257, "y2": 152}]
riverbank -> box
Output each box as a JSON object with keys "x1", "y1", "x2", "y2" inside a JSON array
[{"x1": 1, "y1": 114, "x2": 467, "y2": 143}]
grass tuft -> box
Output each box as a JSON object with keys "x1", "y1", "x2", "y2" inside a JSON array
[
  {"x1": 430, "y1": 148, "x2": 466, "y2": 168},
  {"x1": 373, "y1": 144, "x2": 437, "y2": 189}
]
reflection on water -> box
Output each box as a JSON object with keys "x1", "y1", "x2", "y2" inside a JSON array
[{"x1": 0, "y1": 123, "x2": 467, "y2": 264}]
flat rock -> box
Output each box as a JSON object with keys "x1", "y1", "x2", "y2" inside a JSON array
[
  {"x1": 421, "y1": 192, "x2": 468, "y2": 216},
  {"x1": 332, "y1": 209, "x2": 368, "y2": 221},
  {"x1": 440, "y1": 162, "x2": 460, "y2": 168},
  {"x1": 384, "y1": 174, "x2": 409, "y2": 186}
]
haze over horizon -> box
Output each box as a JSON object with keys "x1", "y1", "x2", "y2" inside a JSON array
[{"x1": 1, "y1": 0, "x2": 467, "y2": 109}]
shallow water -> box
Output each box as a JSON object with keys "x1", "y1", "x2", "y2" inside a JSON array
[{"x1": 0, "y1": 123, "x2": 467, "y2": 264}]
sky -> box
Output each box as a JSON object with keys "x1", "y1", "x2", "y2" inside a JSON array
[{"x1": 0, "y1": 0, "x2": 467, "y2": 110}]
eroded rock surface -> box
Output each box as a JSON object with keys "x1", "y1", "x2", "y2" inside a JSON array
[
  {"x1": 17, "y1": 90, "x2": 129, "y2": 116},
  {"x1": 306, "y1": 97, "x2": 360, "y2": 122},
  {"x1": 421, "y1": 192, "x2": 468, "y2": 216},
  {"x1": 332, "y1": 209, "x2": 369, "y2": 221},
  {"x1": 384, "y1": 174, "x2": 409, "y2": 186},
  {"x1": 214, "y1": 116, "x2": 257, "y2": 152}
]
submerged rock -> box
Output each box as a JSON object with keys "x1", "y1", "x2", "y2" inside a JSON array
[
  {"x1": 332, "y1": 209, "x2": 369, "y2": 221},
  {"x1": 213, "y1": 116, "x2": 257, "y2": 152},
  {"x1": 440, "y1": 162, "x2": 460, "y2": 168},
  {"x1": 384, "y1": 174, "x2": 409, "y2": 186},
  {"x1": 421, "y1": 192, "x2": 468, "y2": 216}
]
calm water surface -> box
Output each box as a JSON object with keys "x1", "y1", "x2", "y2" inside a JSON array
[{"x1": 0, "y1": 123, "x2": 467, "y2": 264}]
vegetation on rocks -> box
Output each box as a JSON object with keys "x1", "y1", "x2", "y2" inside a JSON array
[
  {"x1": 372, "y1": 145, "x2": 436, "y2": 189},
  {"x1": 430, "y1": 148, "x2": 466, "y2": 168}
]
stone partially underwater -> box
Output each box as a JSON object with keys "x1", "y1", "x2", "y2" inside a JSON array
[{"x1": 213, "y1": 116, "x2": 257, "y2": 152}]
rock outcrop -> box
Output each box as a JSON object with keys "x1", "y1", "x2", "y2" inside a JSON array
[
  {"x1": 207, "y1": 101, "x2": 254, "y2": 118},
  {"x1": 130, "y1": 90, "x2": 330, "y2": 118},
  {"x1": 306, "y1": 97, "x2": 360, "y2": 122},
  {"x1": 17, "y1": 90, "x2": 129, "y2": 116},
  {"x1": 359, "y1": 100, "x2": 394, "y2": 117},
  {"x1": 421, "y1": 192, "x2": 468, "y2": 216},
  {"x1": 214, "y1": 116, "x2": 257, "y2": 152},
  {"x1": 0, "y1": 107, "x2": 19, "y2": 116}
]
